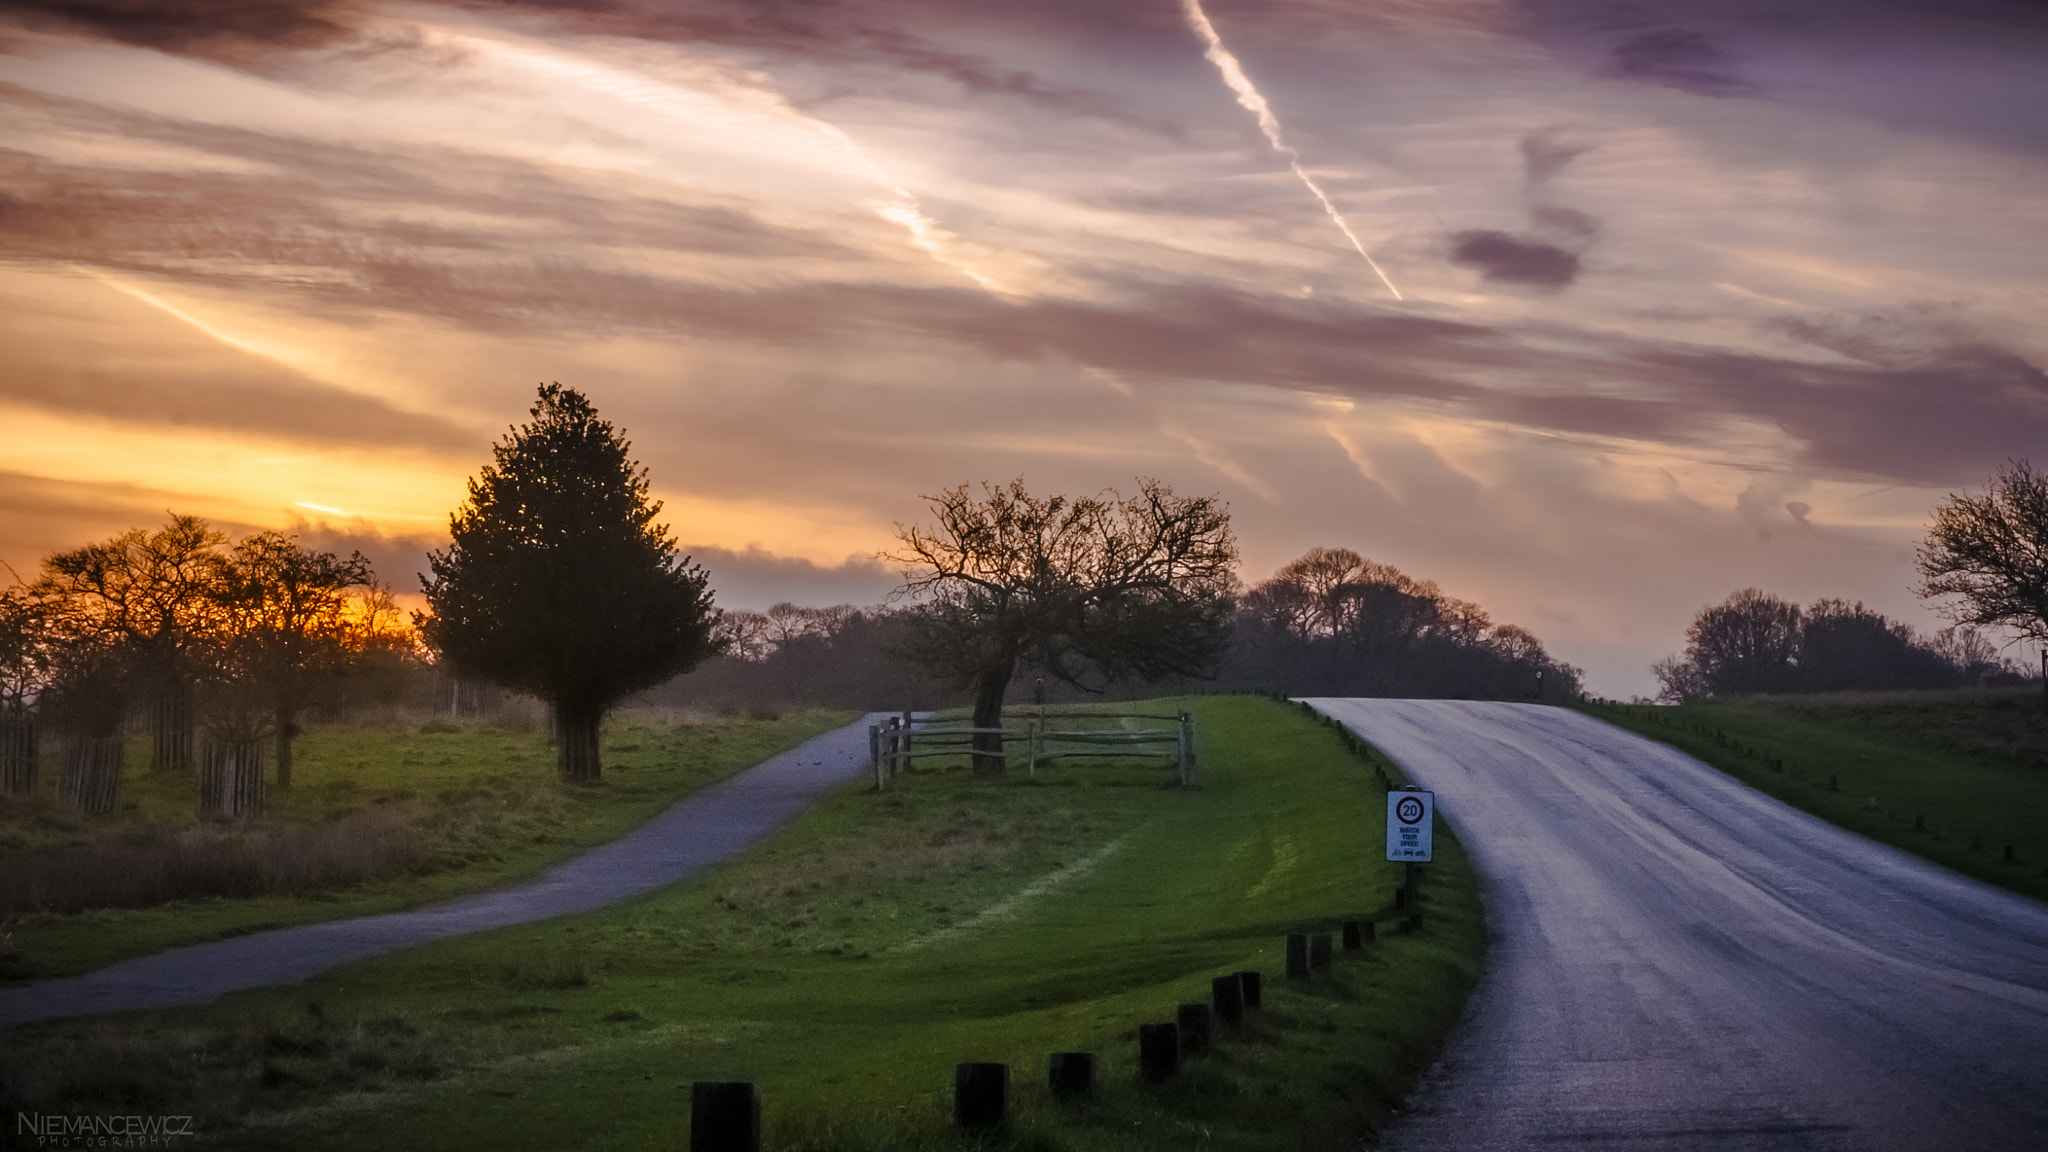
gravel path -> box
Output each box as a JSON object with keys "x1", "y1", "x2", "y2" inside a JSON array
[
  {"x1": 0, "y1": 714, "x2": 885, "y2": 1027},
  {"x1": 1307, "y1": 699, "x2": 2048, "y2": 1152}
]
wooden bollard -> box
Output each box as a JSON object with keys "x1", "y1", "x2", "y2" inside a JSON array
[
  {"x1": 1048, "y1": 1052, "x2": 1094, "y2": 1100},
  {"x1": 1211, "y1": 974, "x2": 1245, "y2": 1026},
  {"x1": 1310, "y1": 933, "x2": 1333, "y2": 974},
  {"x1": 1285, "y1": 933, "x2": 1310, "y2": 981},
  {"x1": 954, "y1": 1062, "x2": 1007, "y2": 1131},
  {"x1": 690, "y1": 1082, "x2": 760, "y2": 1152},
  {"x1": 1236, "y1": 970, "x2": 1262, "y2": 1010},
  {"x1": 1139, "y1": 1023, "x2": 1180, "y2": 1080},
  {"x1": 1342, "y1": 919, "x2": 1372, "y2": 951},
  {"x1": 1177, "y1": 1003, "x2": 1212, "y2": 1056}
]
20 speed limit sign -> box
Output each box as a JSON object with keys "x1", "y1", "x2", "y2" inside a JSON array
[{"x1": 1386, "y1": 789, "x2": 1434, "y2": 861}]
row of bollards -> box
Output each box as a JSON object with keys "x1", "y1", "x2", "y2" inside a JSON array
[{"x1": 685, "y1": 970, "x2": 1270, "y2": 1150}]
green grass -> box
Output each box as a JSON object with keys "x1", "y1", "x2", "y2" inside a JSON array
[
  {"x1": 0, "y1": 708, "x2": 857, "y2": 979},
  {"x1": 1584, "y1": 688, "x2": 2048, "y2": 902},
  {"x1": 0, "y1": 696, "x2": 1484, "y2": 1151}
]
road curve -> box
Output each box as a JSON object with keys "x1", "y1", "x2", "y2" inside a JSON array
[
  {"x1": 0, "y1": 714, "x2": 885, "y2": 1027},
  {"x1": 1307, "y1": 699, "x2": 2048, "y2": 1152}
]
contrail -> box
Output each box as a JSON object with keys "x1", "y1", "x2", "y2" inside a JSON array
[{"x1": 1180, "y1": 0, "x2": 1403, "y2": 301}]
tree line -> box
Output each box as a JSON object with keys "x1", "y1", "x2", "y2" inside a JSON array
[
  {"x1": 1654, "y1": 459, "x2": 2047, "y2": 702},
  {"x1": 0, "y1": 516, "x2": 416, "y2": 811}
]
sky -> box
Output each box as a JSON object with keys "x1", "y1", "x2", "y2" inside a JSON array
[{"x1": 2, "y1": 0, "x2": 2045, "y2": 698}]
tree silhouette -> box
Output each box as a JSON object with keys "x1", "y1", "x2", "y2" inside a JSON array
[
  {"x1": 31, "y1": 514, "x2": 228, "y2": 770},
  {"x1": 887, "y1": 478, "x2": 1237, "y2": 773},
  {"x1": 214, "y1": 532, "x2": 373, "y2": 787},
  {"x1": 1916, "y1": 459, "x2": 2048, "y2": 645},
  {"x1": 421, "y1": 384, "x2": 720, "y2": 780}
]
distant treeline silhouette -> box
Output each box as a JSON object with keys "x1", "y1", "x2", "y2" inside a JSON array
[
  {"x1": 1653, "y1": 588, "x2": 2020, "y2": 702},
  {"x1": 646, "y1": 546, "x2": 1584, "y2": 713}
]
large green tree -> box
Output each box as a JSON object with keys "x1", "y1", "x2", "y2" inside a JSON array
[
  {"x1": 887, "y1": 478, "x2": 1237, "y2": 773},
  {"x1": 420, "y1": 385, "x2": 719, "y2": 780}
]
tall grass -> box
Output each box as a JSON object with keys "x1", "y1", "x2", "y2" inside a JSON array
[{"x1": 0, "y1": 810, "x2": 425, "y2": 920}]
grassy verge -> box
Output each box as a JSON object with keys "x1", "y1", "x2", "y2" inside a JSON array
[
  {"x1": 0, "y1": 696, "x2": 1484, "y2": 1151},
  {"x1": 1583, "y1": 688, "x2": 2048, "y2": 903},
  {"x1": 0, "y1": 709, "x2": 857, "y2": 980}
]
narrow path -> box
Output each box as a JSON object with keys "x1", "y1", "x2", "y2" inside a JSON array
[
  {"x1": 1308, "y1": 699, "x2": 2048, "y2": 1152},
  {"x1": 0, "y1": 714, "x2": 886, "y2": 1027}
]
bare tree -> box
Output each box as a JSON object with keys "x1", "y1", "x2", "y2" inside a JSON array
[
  {"x1": 1916, "y1": 459, "x2": 2048, "y2": 645},
  {"x1": 31, "y1": 515, "x2": 228, "y2": 772},
  {"x1": 887, "y1": 478, "x2": 1238, "y2": 773},
  {"x1": 213, "y1": 532, "x2": 373, "y2": 787}
]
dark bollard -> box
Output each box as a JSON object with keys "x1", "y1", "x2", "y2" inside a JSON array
[
  {"x1": 1393, "y1": 886, "x2": 1409, "y2": 911},
  {"x1": 1342, "y1": 919, "x2": 1372, "y2": 951},
  {"x1": 1139, "y1": 1023, "x2": 1180, "y2": 1080},
  {"x1": 1048, "y1": 1052, "x2": 1095, "y2": 1100},
  {"x1": 1310, "y1": 933, "x2": 1333, "y2": 974},
  {"x1": 1177, "y1": 1003, "x2": 1212, "y2": 1056},
  {"x1": 1236, "y1": 970, "x2": 1262, "y2": 1010},
  {"x1": 1286, "y1": 933, "x2": 1310, "y2": 981},
  {"x1": 1211, "y1": 974, "x2": 1245, "y2": 1026},
  {"x1": 954, "y1": 1062, "x2": 1008, "y2": 1131},
  {"x1": 690, "y1": 1082, "x2": 760, "y2": 1152}
]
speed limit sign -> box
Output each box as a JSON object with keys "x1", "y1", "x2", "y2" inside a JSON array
[{"x1": 1386, "y1": 788, "x2": 1434, "y2": 861}]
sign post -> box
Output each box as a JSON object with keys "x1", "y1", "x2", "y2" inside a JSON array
[{"x1": 1386, "y1": 787, "x2": 1434, "y2": 919}]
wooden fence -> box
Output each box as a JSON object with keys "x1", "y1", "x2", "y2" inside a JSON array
[
  {"x1": 870, "y1": 710, "x2": 1195, "y2": 788},
  {"x1": 0, "y1": 713, "x2": 34, "y2": 795}
]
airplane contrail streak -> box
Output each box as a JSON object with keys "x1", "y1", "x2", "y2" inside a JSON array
[{"x1": 1180, "y1": 0, "x2": 1403, "y2": 301}]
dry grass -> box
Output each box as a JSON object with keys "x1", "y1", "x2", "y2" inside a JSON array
[{"x1": 0, "y1": 810, "x2": 426, "y2": 920}]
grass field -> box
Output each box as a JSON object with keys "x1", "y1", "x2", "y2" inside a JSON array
[
  {"x1": 1, "y1": 695, "x2": 1484, "y2": 1151},
  {"x1": 0, "y1": 708, "x2": 857, "y2": 980},
  {"x1": 1584, "y1": 687, "x2": 2048, "y2": 903}
]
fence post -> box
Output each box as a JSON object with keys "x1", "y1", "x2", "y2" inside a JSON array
[
  {"x1": 1211, "y1": 974, "x2": 1245, "y2": 1025},
  {"x1": 0, "y1": 712, "x2": 35, "y2": 795},
  {"x1": 1048, "y1": 1052, "x2": 1095, "y2": 1100},
  {"x1": 870, "y1": 725, "x2": 882, "y2": 790},
  {"x1": 60, "y1": 735, "x2": 122, "y2": 814},
  {"x1": 954, "y1": 1062, "x2": 1007, "y2": 1131},
  {"x1": 1286, "y1": 933, "x2": 1310, "y2": 981},
  {"x1": 690, "y1": 1081, "x2": 760, "y2": 1152},
  {"x1": 1139, "y1": 1023, "x2": 1180, "y2": 1079},
  {"x1": 1235, "y1": 970, "x2": 1262, "y2": 1010},
  {"x1": 1177, "y1": 712, "x2": 1194, "y2": 786}
]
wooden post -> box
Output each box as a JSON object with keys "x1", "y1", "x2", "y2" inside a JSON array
[
  {"x1": 1177, "y1": 713, "x2": 1194, "y2": 786},
  {"x1": 1235, "y1": 970, "x2": 1262, "y2": 1010},
  {"x1": 690, "y1": 1082, "x2": 760, "y2": 1152},
  {"x1": 869, "y1": 724, "x2": 882, "y2": 790},
  {"x1": 954, "y1": 1062, "x2": 1007, "y2": 1131},
  {"x1": 1309, "y1": 933, "x2": 1333, "y2": 974},
  {"x1": 1177, "y1": 1003, "x2": 1212, "y2": 1055},
  {"x1": 1139, "y1": 1023, "x2": 1180, "y2": 1079},
  {"x1": 1342, "y1": 919, "x2": 1371, "y2": 951},
  {"x1": 1285, "y1": 933, "x2": 1310, "y2": 981},
  {"x1": 1048, "y1": 1052, "x2": 1095, "y2": 1100},
  {"x1": 1211, "y1": 975, "x2": 1245, "y2": 1026}
]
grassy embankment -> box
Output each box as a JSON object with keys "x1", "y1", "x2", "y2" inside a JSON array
[
  {"x1": 0, "y1": 709, "x2": 857, "y2": 979},
  {"x1": 1584, "y1": 688, "x2": 2048, "y2": 903},
  {"x1": 1, "y1": 696, "x2": 1483, "y2": 1151}
]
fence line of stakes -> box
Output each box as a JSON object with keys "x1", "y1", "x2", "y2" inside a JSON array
[
  {"x1": 870, "y1": 708, "x2": 1197, "y2": 788},
  {"x1": 692, "y1": 705, "x2": 1423, "y2": 1149}
]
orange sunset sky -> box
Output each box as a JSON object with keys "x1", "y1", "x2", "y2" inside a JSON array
[{"x1": 4, "y1": 0, "x2": 2046, "y2": 697}]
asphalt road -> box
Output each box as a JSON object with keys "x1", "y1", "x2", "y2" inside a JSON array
[
  {"x1": 0, "y1": 713, "x2": 885, "y2": 1027},
  {"x1": 1307, "y1": 699, "x2": 2048, "y2": 1152}
]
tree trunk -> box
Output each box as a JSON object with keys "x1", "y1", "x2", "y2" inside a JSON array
[
  {"x1": 274, "y1": 703, "x2": 296, "y2": 789},
  {"x1": 150, "y1": 683, "x2": 195, "y2": 773},
  {"x1": 969, "y1": 656, "x2": 1016, "y2": 776},
  {"x1": 557, "y1": 702, "x2": 603, "y2": 782},
  {"x1": 0, "y1": 712, "x2": 36, "y2": 795}
]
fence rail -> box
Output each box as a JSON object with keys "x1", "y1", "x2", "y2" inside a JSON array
[{"x1": 870, "y1": 710, "x2": 1196, "y2": 788}]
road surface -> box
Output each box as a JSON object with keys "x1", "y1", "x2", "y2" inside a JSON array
[
  {"x1": 1307, "y1": 699, "x2": 2048, "y2": 1152},
  {"x1": 0, "y1": 714, "x2": 884, "y2": 1027}
]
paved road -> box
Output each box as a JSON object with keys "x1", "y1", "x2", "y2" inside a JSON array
[
  {"x1": 0, "y1": 714, "x2": 885, "y2": 1027},
  {"x1": 1307, "y1": 699, "x2": 2048, "y2": 1152}
]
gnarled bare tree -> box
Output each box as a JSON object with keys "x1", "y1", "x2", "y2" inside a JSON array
[{"x1": 887, "y1": 478, "x2": 1237, "y2": 773}]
